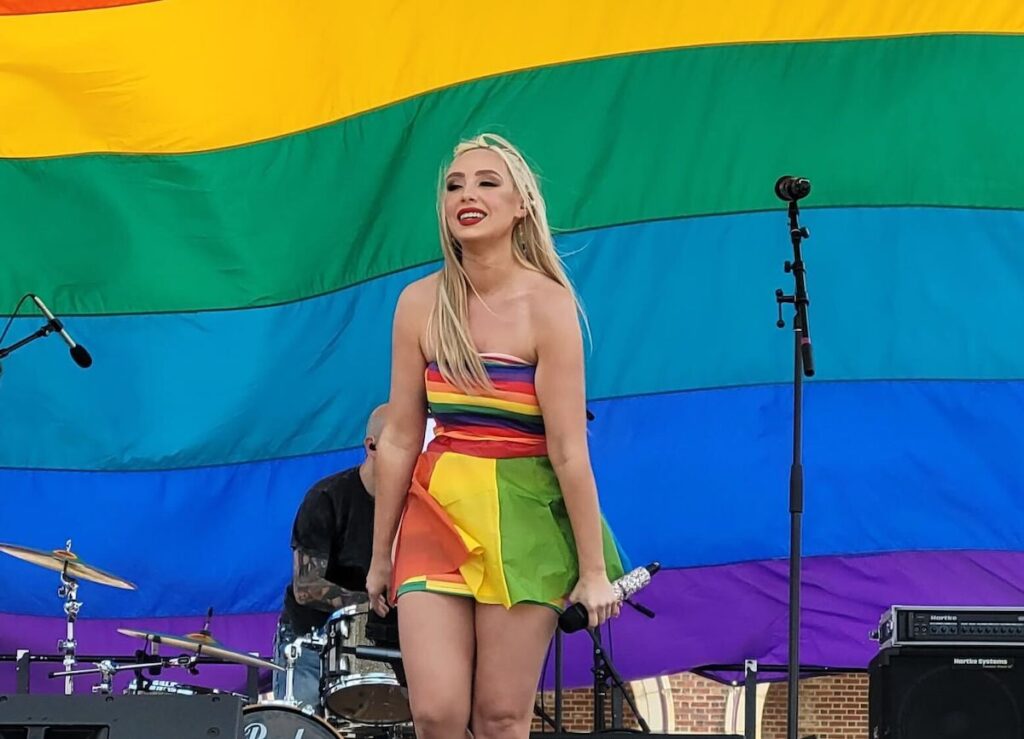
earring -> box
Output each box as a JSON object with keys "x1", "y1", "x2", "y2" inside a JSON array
[{"x1": 515, "y1": 222, "x2": 527, "y2": 253}]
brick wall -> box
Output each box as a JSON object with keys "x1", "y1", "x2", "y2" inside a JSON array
[
  {"x1": 762, "y1": 674, "x2": 868, "y2": 739},
  {"x1": 532, "y1": 685, "x2": 641, "y2": 733},
  {"x1": 530, "y1": 671, "x2": 868, "y2": 737},
  {"x1": 668, "y1": 672, "x2": 731, "y2": 734}
]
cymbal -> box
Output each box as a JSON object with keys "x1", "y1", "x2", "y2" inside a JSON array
[
  {"x1": 0, "y1": 542, "x2": 136, "y2": 590},
  {"x1": 117, "y1": 628, "x2": 283, "y2": 672}
]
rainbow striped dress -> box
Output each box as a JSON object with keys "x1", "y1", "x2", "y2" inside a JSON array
[{"x1": 392, "y1": 353, "x2": 627, "y2": 609}]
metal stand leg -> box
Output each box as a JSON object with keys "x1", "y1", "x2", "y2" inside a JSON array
[
  {"x1": 16, "y1": 649, "x2": 31, "y2": 694},
  {"x1": 554, "y1": 630, "x2": 563, "y2": 732},
  {"x1": 247, "y1": 665, "x2": 259, "y2": 703},
  {"x1": 744, "y1": 659, "x2": 758, "y2": 739},
  {"x1": 283, "y1": 640, "x2": 301, "y2": 705}
]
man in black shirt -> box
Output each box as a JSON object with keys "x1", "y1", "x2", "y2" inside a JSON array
[{"x1": 272, "y1": 404, "x2": 389, "y2": 708}]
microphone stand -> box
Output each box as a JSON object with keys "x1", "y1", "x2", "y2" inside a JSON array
[
  {"x1": 590, "y1": 600, "x2": 654, "y2": 734},
  {"x1": 774, "y1": 195, "x2": 815, "y2": 739}
]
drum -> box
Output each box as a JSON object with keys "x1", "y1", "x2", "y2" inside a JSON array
[
  {"x1": 242, "y1": 703, "x2": 341, "y2": 739},
  {"x1": 321, "y1": 606, "x2": 410, "y2": 725}
]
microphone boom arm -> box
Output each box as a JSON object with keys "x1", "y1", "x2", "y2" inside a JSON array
[
  {"x1": 0, "y1": 321, "x2": 59, "y2": 360},
  {"x1": 0, "y1": 294, "x2": 92, "y2": 368}
]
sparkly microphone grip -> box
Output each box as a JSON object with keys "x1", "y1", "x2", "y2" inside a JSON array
[{"x1": 558, "y1": 562, "x2": 661, "y2": 633}]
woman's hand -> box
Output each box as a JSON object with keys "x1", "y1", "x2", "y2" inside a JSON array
[
  {"x1": 568, "y1": 570, "x2": 621, "y2": 629},
  {"x1": 366, "y1": 556, "x2": 393, "y2": 617}
]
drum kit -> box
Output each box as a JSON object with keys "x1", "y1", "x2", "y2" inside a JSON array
[{"x1": 0, "y1": 540, "x2": 413, "y2": 738}]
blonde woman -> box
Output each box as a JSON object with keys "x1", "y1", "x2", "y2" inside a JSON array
[{"x1": 367, "y1": 134, "x2": 626, "y2": 739}]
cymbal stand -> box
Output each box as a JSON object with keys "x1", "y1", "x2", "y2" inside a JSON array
[
  {"x1": 282, "y1": 637, "x2": 304, "y2": 706},
  {"x1": 57, "y1": 542, "x2": 81, "y2": 696},
  {"x1": 280, "y1": 633, "x2": 330, "y2": 717}
]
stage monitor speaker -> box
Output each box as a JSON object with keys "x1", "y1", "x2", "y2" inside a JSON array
[
  {"x1": 869, "y1": 645, "x2": 1024, "y2": 739},
  {"x1": 0, "y1": 694, "x2": 243, "y2": 739}
]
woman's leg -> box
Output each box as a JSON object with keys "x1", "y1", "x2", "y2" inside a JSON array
[
  {"x1": 398, "y1": 592, "x2": 476, "y2": 739},
  {"x1": 471, "y1": 603, "x2": 558, "y2": 739}
]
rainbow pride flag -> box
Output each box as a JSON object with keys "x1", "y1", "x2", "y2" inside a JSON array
[{"x1": 2, "y1": 1, "x2": 1024, "y2": 691}]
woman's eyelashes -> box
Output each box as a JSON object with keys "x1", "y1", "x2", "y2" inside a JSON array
[{"x1": 445, "y1": 179, "x2": 500, "y2": 191}]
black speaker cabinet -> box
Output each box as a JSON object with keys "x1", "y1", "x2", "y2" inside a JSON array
[
  {"x1": 0, "y1": 694, "x2": 243, "y2": 739},
  {"x1": 869, "y1": 645, "x2": 1024, "y2": 739}
]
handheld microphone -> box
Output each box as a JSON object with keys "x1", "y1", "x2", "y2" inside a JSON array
[
  {"x1": 775, "y1": 176, "x2": 811, "y2": 202},
  {"x1": 29, "y1": 294, "x2": 92, "y2": 368},
  {"x1": 559, "y1": 562, "x2": 661, "y2": 633}
]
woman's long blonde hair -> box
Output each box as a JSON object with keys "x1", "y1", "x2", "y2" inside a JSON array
[{"x1": 426, "y1": 133, "x2": 585, "y2": 392}]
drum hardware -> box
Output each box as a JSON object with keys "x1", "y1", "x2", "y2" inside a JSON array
[
  {"x1": 276, "y1": 625, "x2": 412, "y2": 738},
  {"x1": 321, "y1": 605, "x2": 410, "y2": 726},
  {"x1": 49, "y1": 653, "x2": 204, "y2": 694},
  {"x1": 51, "y1": 658, "x2": 167, "y2": 694},
  {"x1": 281, "y1": 639, "x2": 302, "y2": 705},
  {"x1": 0, "y1": 538, "x2": 414, "y2": 734},
  {"x1": 339, "y1": 645, "x2": 402, "y2": 663},
  {"x1": 117, "y1": 608, "x2": 283, "y2": 673},
  {"x1": 327, "y1": 720, "x2": 413, "y2": 739},
  {"x1": 0, "y1": 538, "x2": 137, "y2": 695},
  {"x1": 58, "y1": 562, "x2": 81, "y2": 696},
  {"x1": 276, "y1": 634, "x2": 322, "y2": 713}
]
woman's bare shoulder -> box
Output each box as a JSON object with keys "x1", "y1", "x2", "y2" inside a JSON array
[
  {"x1": 394, "y1": 272, "x2": 440, "y2": 359},
  {"x1": 525, "y1": 272, "x2": 576, "y2": 323},
  {"x1": 398, "y1": 271, "x2": 440, "y2": 308}
]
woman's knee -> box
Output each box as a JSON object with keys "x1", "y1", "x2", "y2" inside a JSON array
[
  {"x1": 410, "y1": 695, "x2": 471, "y2": 739},
  {"x1": 472, "y1": 699, "x2": 531, "y2": 739}
]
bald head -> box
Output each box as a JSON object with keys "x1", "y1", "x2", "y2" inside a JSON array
[
  {"x1": 359, "y1": 404, "x2": 388, "y2": 496},
  {"x1": 366, "y1": 404, "x2": 388, "y2": 442}
]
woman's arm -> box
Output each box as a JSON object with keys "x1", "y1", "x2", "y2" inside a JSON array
[
  {"x1": 533, "y1": 285, "x2": 618, "y2": 627},
  {"x1": 367, "y1": 279, "x2": 430, "y2": 615}
]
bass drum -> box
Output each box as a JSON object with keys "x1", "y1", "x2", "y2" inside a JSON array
[{"x1": 242, "y1": 703, "x2": 341, "y2": 739}]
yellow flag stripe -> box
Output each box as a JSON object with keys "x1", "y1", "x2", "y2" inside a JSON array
[{"x1": 2, "y1": 0, "x2": 1022, "y2": 156}]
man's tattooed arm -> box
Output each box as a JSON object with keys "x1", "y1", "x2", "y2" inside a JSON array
[{"x1": 292, "y1": 549, "x2": 367, "y2": 612}]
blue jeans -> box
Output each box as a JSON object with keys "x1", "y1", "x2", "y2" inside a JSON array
[{"x1": 272, "y1": 619, "x2": 323, "y2": 712}]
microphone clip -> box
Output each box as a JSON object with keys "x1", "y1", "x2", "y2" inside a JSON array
[{"x1": 623, "y1": 598, "x2": 656, "y2": 619}]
